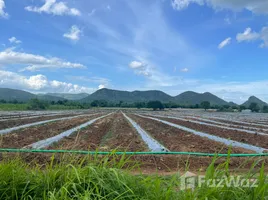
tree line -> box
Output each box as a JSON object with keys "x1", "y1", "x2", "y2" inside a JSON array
[{"x1": 1, "y1": 98, "x2": 268, "y2": 112}]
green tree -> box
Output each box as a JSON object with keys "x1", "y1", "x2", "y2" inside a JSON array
[
  {"x1": 223, "y1": 105, "x2": 230, "y2": 109},
  {"x1": 27, "y1": 99, "x2": 48, "y2": 110},
  {"x1": 90, "y1": 100, "x2": 99, "y2": 107},
  {"x1": 232, "y1": 105, "x2": 238, "y2": 110},
  {"x1": 147, "y1": 101, "x2": 164, "y2": 111},
  {"x1": 262, "y1": 105, "x2": 268, "y2": 113},
  {"x1": 200, "y1": 101, "x2": 210, "y2": 110},
  {"x1": 249, "y1": 102, "x2": 260, "y2": 112},
  {"x1": 135, "y1": 102, "x2": 143, "y2": 109},
  {"x1": 98, "y1": 100, "x2": 108, "y2": 107},
  {"x1": 0, "y1": 99, "x2": 7, "y2": 103},
  {"x1": 239, "y1": 105, "x2": 246, "y2": 111}
]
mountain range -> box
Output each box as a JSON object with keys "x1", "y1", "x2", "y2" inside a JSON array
[{"x1": 0, "y1": 87, "x2": 267, "y2": 107}]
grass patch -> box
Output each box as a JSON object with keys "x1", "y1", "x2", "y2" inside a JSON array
[
  {"x1": 100, "y1": 131, "x2": 113, "y2": 147},
  {"x1": 0, "y1": 152, "x2": 267, "y2": 199},
  {"x1": 0, "y1": 104, "x2": 28, "y2": 111}
]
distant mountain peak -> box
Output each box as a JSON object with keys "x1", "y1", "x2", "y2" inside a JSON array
[{"x1": 242, "y1": 96, "x2": 268, "y2": 107}]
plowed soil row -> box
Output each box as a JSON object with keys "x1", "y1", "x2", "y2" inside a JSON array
[
  {"x1": 185, "y1": 117, "x2": 268, "y2": 133},
  {"x1": 50, "y1": 114, "x2": 116, "y2": 150},
  {"x1": 0, "y1": 114, "x2": 103, "y2": 148},
  {"x1": 151, "y1": 115, "x2": 268, "y2": 149},
  {"x1": 50, "y1": 113, "x2": 147, "y2": 152},
  {"x1": 0, "y1": 113, "x2": 88, "y2": 130},
  {"x1": 206, "y1": 117, "x2": 268, "y2": 129},
  {"x1": 100, "y1": 113, "x2": 147, "y2": 151},
  {"x1": 129, "y1": 114, "x2": 251, "y2": 154}
]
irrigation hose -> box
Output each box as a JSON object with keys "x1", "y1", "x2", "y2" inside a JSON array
[{"x1": 0, "y1": 148, "x2": 267, "y2": 157}]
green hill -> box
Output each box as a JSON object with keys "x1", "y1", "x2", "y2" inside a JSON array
[
  {"x1": 81, "y1": 88, "x2": 231, "y2": 106},
  {"x1": 0, "y1": 88, "x2": 67, "y2": 103},
  {"x1": 81, "y1": 88, "x2": 173, "y2": 103},
  {"x1": 174, "y1": 91, "x2": 229, "y2": 106},
  {"x1": 46, "y1": 93, "x2": 89, "y2": 100},
  {"x1": 242, "y1": 96, "x2": 268, "y2": 108},
  {"x1": 2, "y1": 87, "x2": 266, "y2": 107},
  {"x1": 0, "y1": 88, "x2": 36, "y2": 102},
  {"x1": 37, "y1": 94, "x2": 66, "y2": 102}
]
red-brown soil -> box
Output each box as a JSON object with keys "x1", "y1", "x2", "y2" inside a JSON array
[
  {"x1": 0, "y1": 114, "x2": 103, "y2": 148},
  {"x1": 151, "y1": 115, "x2": 268, "y2": 149}
]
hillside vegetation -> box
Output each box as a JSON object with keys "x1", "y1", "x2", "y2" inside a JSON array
[{"x1": 1, "y1": 88, "x2": 268, "y2": 111}]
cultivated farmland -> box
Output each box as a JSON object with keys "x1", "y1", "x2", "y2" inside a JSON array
[{"x1": 0, "y1": 109, "x2": 267, "y2": 171}]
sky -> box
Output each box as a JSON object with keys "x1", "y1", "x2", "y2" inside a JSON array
[{"x1": 0, "y1": 0, "x2": 268, "y2": 104}]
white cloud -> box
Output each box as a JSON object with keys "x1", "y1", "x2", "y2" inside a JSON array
[
  {"x1": 106, "y1": 5, "x2": 111, "y2": 10},
  {"x1": 129, "y1": 61, "x2": 145, "y2": 69},
  {"x1": 9, "y1": 37, "x2": 22, "y2": 44},
  {"x1": 218, "y1": 37, "x2": 231, "y2": 49},
  {"x1": 63, "y1": 25, "x2": 81, "y2": 41},
  {"x1": 171, "y1": 0, "x2": 268, "y2": 14},
  {"x1": 181, "y1": 68, "x2": 189, "y2": 72},
  {"x1": 235, "y1": 27, "x2": 268, "y2": 48},
  {"x1": 98, "y1": 84, "x2": 106, "y2": 89},
  {"x1": 0, "y1": 49, "x2": 86, "y2": 71},
  {"x1": 66, "y1": 75, "x2": 110, "y2": 85},
  {"x1": 236, "y1": 28, "x2": 260, "y2": 42},
  {"x1": 128, "y1": 60, "x2": 152, "y2": 77},
  {"x1": 171, "y1": 0, "x2": 204, "y2": 10},
  {"x1": 259, "y1": 27, "x2": 268, "y2": 48},
  {"x1": 25, "y1": 0, "x2": 81, "y2": 16},
  {"x1": 0, "y1": 70, "x2": 94, "y2": 93},
  {"x1": 0, "y1": 0, "x2": 8, "y2": 18}
]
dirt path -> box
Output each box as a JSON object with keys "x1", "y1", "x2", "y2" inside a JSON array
[
  {"x1": 129, "y1": 114, "x2": 253, "y2": 154},
  {"x1": 0, "y1": 114, "x2": 103, "y2": 148},
  {"x1": 50, "y1": 114, "x2": 116, "y2": 150},
  {"x1": 152, "y1": 116, "x2": 268, "y2": 149},
  {"x1": 100, "y1": 113, "x2": 148, "y2": 151}
]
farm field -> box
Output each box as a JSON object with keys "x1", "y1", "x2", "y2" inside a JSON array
[{"x1": 0, "y1": 109, "x2": 267, "y2": 172}]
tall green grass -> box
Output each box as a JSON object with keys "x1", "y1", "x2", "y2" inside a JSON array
[
  {"x1": 0, "y1": 104, "x2": 28, "y2": 111},
  {"x1": 0, "y1": 152, "x2": 267, "y2": 200}
]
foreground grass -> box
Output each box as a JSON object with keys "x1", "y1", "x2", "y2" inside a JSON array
[
  {"x1": 0, "y1": 153, "x2": 267, "y2": 200},
  {"x1": 0, "y1": 104, "x2": 28, "y2": 111}
]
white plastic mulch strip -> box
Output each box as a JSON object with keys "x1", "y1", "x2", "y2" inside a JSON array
[
  {"x1": 185, "y1": 116, "x2": 268, "y2": 132},
  {"x1": 0, "y1": 114, "x2": 98, "y2": 135},
  {"x1": 204, "y1": 116, "x2": 268, "y2": 128},
  {"x1": 0, "y1": 113, "x2": 77, "y2": 122},
  {"x1": 27, "y1": 113, "x2": 113, "y2": 149},
  {"x1": 145, "y1": 114, "x2": 268, "y2": 136},
  {"x1": 136, "y1": 114, "x2": 267, "y2": 153},
  {"x1": 123, "y1": 113, "x2": 169, "y2": 152}
]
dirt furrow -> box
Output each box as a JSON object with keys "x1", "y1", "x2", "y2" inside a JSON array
[
  {"x1": 0, "y1": 114, "x2": 103, "y2": 148},
  {"x1": 129, "y1": 114, "x2": 252, "y2": 154},
  {"x1": 206, "y1": 118, "x2": 268, "y2": 129},
  {"x1": 100, "y1": 113, "x2": 148, "y2": 152},
  {"x1": 183, "y1": 117, "x2": 268, "y2": 133},
  {"x1": 0, "y1": 113, "x2": 85, "y2": 130},
  {"x1": 50, "y1": 114, "x2": 116, "y2": 150},
  {"x1": 153, "y1": 116, "x2": 268, "y2": 149}
]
